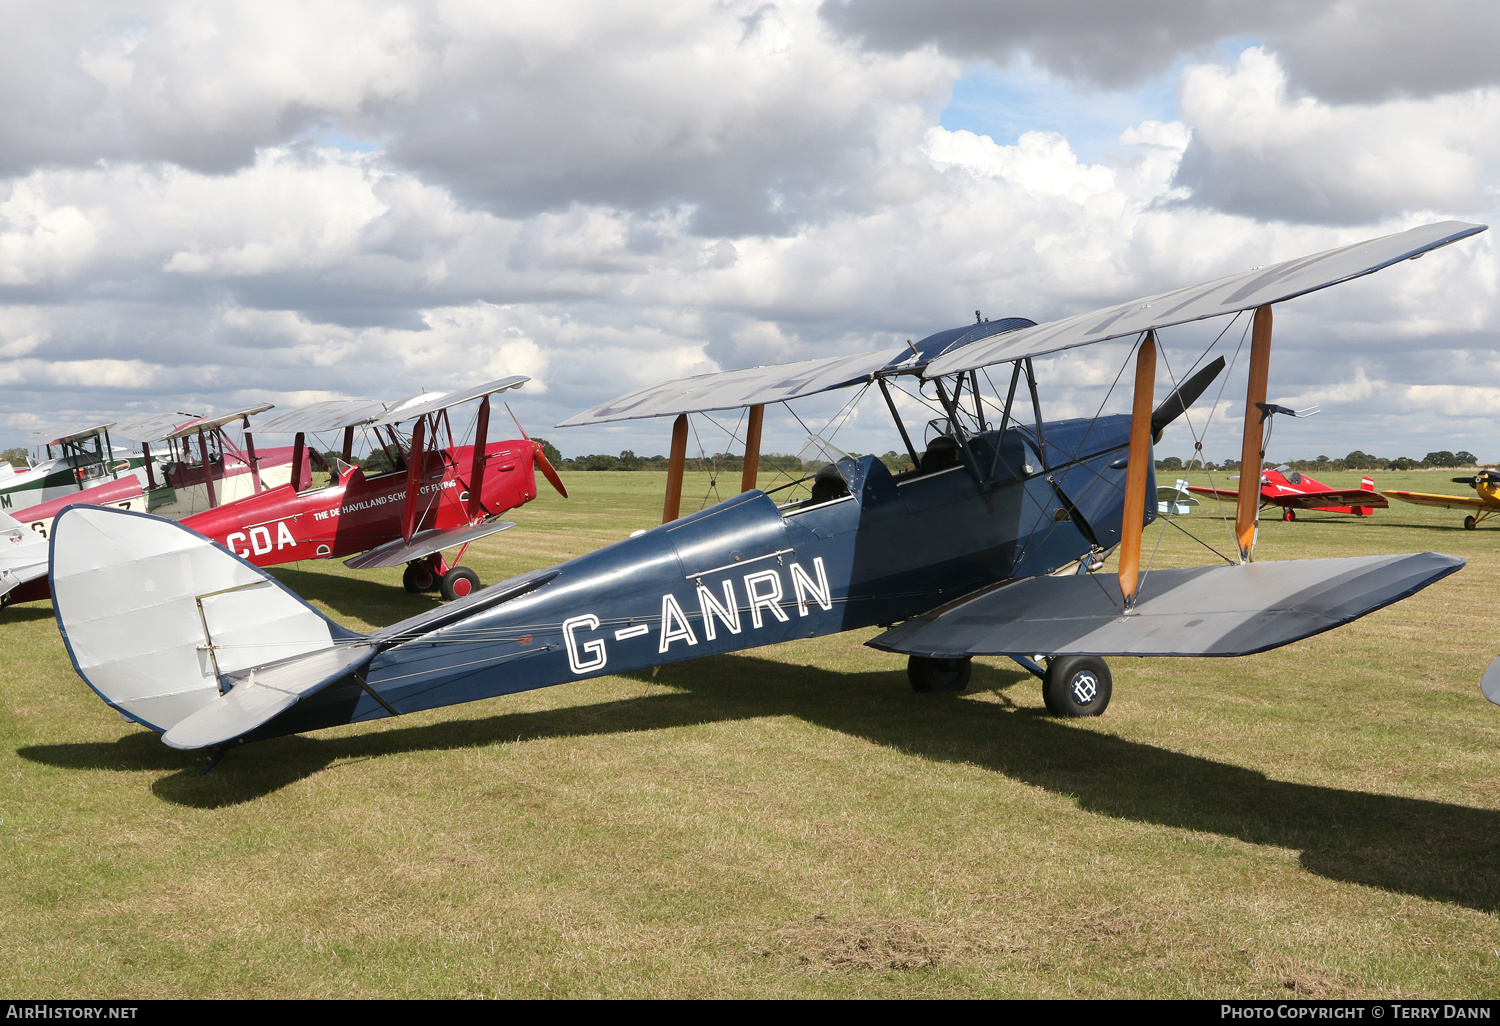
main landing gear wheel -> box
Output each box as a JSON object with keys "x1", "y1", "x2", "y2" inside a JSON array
[
  {"x1": 907, "y1": 655, "x2": 972, "y2": 693},
  {"x1": 1042, "y1": 655, "x2": 1111, "y2": 717},
  {"x1": 403, "y1": 562, "x2": 437, "y2": 593},
  {"x1": 1282, "y1": 508, "x2": 1296, "y2": 522},
  {"x1": 1465, "y1": 515, "x2": 1477, "y2": 530},
  {"x1": 440, "y1": 566, "x2": 480, "y2": 601}
]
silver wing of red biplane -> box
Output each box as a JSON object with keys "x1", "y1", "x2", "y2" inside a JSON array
[
  {"x1": 372, "y1": 376, "x2": 529, "y2": 426},
  {"x1": 922, "y1": 220, "x2": 1486, "y2": 377},
  {"x1": 868, "y1": 553, "x2": 1463, "y2": 659},
  {"x1": 248, "y1": 399, "x2": 396, "y2": 436},
  {"x1": 342, "y1": 519, "x2": 518, "y2": 569}
]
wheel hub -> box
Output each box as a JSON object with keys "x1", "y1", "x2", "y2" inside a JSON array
[{"x1": 1070, "y1": 671, "x2": 1099, "y2": 705}]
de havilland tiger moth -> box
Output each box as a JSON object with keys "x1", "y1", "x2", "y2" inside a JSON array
[
  {"x1": 45, "y1": 221, "x2": 1485, "y2": 755},
  {"x1": 5, "y1": 378, "x2": 566, "y2": 606}
]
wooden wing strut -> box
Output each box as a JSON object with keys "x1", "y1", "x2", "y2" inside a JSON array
[
  {"x1": 197, "y1": 428, "x2": 218, "y2": 509},
  {"x1": 1118, "y1": 332, "x2": 1156, "y2": 607},
  {"x1": 740, "y1": 404, "x2": 764, "y2": 493},
  {"x1": 467, "y1": 396, "x2": 491, "y2": 520},
  {"x1": 401, "y1": 417, "x2": 427, "y2": 544},
  {"x1": 663, "y1": 414, "x2": 689, "y2": 523},
  {"x1": 1236, "y1": 305, "x2": 1273, "y2": 561}
]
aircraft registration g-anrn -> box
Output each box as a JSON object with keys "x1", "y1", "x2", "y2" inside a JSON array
[{"x1": 46, "y1": 221, "x2": 1485, "y2": 758}]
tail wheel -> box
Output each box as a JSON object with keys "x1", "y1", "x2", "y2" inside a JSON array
[
  {"x1": 1465, "y1": 515, "x2": 1477, "y2": 530},
  {"x1": 440, "y1": 566, "x2": 480, "y2": 601},
  {"x1": 907, "y1": 655, "x2": 972, "y2": 693},
  {"x1": 1043, "y1": 655, "x2": 1112, "y2": 717},
  {"x1": 403, "y1": 562, "x2": 436, "y2": 593}
]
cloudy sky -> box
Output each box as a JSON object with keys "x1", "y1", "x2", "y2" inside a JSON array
[{"x1": 3, "y1": 0, "x2": 1498, "y2": 464}]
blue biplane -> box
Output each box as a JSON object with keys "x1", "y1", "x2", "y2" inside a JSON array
[{"x1": 48, "y1": 221, "x2": 1484, "y2": 753}]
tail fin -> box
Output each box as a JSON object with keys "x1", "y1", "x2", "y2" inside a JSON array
[
  {"x1": 0, "y1": 511, "x2": 49, "y2": 599},
  {"x1": 1361, "y1": 477, "x2": 1375, "y2": 491},
  {"x1": 51, "y1": 505, "x2": 369, "y2": 744}
]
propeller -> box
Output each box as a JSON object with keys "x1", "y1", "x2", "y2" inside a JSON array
[
  {"x1": 506, "y1": 403, "x2": 569, "y2": 499},
  {"x1": 1150, "y1": 356, "x2": 1226, "y2": 442},
  {"x1": 1454, "y1": 470, "x2": 1500, "y2": 490}
]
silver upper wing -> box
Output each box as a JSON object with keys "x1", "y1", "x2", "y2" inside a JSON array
[
  {"x1": 556, "y1": 350, "x2": 897, "y2": 427},
  {"x1": 252, "y1": 398, "x2": 401, "y2": 435},
  {"x1": 923, "y1": 220, "x2": 1486, "y2": 377}
]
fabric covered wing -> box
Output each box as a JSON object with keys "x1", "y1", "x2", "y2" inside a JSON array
[
  {"x1": 253, "y1": 398, "x2": 402, "y2": 435},
  {"x1": 1481, "y1": 655, "x2": 1500, "y2": 707},
  {"x1": 373, "y1": 376, "x2": 528, "y2": 425},
  {"x1": 1383, "y1": 489, "x2": 1491, "y2": 511},
  {"x1": 868, "y1": 553, "x2": 1463, "y2": 659},
  {"x1": 924, "y1": 221, "x2": 1486, "y2": 377},
  {"x1": 556, "y1": 350, "x2": 896, "y2": 427},
  {"x1": 1277, "y1": 489, "x2": 1388, "y2": 510},
  {"x1": 343, "y1": 519, "x2": 517, "y2": 569}
]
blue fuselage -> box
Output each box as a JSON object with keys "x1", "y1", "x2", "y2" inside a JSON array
[{"x1": 253, "y1": 415, "x2": 1151, "y2": 740}]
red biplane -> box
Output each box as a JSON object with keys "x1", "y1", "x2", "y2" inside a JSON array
[{"x1": 177, "y1": 377, "x2": 567, "y2": 600}]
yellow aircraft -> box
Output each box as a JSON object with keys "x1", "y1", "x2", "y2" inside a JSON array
[{"x1": 1383, "y1": 470, "x2": 1500, "y2": 529}]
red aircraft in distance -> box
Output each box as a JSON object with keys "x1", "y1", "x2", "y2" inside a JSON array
[
  {"x1": 180, "y1": 377, "x2": 568, "y2": 600},
  {"x1": 1189, "y1": 465, "x2": 1387, "y2": 521}
]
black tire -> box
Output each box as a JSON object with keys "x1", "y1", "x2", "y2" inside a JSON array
[
  {"x1": 1465, "y1": 515, "x2": 1477, "y2": 530},
  {"x1": 403, "y1": 562, "x2": 436, "y2": 593},
  {"x1": 907, "y1": 655, "x2": 972, "y2": 693},
  {"x1": 440, "y1": 566, "x2": 480, "y2": 601},
  {"x1": 1042, "y1": 655, "x2": 1112, "y2": 717},
  {"x1": 1282, "y1": 508, "x2": 1295, "y2": 522}
]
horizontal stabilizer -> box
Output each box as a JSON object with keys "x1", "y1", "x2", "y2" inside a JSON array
[
  {"x1": 343, "y1": 519, "x2": 516, "y2": 569},
  {"x1": 869, "y1": 553, "x2": 1463, "y2": 659},
  {"x1": 162, "y1": 642, "x2": 375, "y2": 750}
]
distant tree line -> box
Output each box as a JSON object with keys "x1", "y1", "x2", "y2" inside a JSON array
[
  {"x1": 536, "y1": 439, "x2": 919, "y2": 474},
  {"x1": 1154, "y1": 450, "x2": 1484, "y2": 473}
]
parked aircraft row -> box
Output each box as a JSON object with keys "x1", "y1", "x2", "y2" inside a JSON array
[
  {"x1": 1, "y1": 381, "x2": 567, "y2": 606},
  {"x1": 18, "y1": 218, "x2": 1497, "y2": 761}
]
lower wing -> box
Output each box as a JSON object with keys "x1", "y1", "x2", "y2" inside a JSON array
[
  {"x1": 1277, "y1": 489, "x2": 1389, "y2": 510},
  {"x1": 1382, "y1": 490, "x2": 1490, "y2": 511},
  {"x1": 868, "y1": 553, "x2": 1462, "y2": 659},
  {"x1": 343, "y1": 518, "x2": 517, "y2": 569}
]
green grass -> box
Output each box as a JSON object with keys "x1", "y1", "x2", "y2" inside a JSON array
[{"x1": 1, "y1": 468, "x2": 1498, "y2": 998}]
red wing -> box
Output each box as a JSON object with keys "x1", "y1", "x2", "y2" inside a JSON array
[
  {"x1": 1276, "y1": 489, "x2": 1389, "y2": 510},
  {"x1": 1186, "y1": 486, "x2": 1239, "y2": 501}
]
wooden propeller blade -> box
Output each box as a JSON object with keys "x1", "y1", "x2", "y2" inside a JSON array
[{"x1": 534, "y1": 443, "x2": 568, "y2": 498}]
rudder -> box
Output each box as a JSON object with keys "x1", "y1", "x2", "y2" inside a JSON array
[{"x1": 51, "y1": 505, "x2": 366, "y2": 734}]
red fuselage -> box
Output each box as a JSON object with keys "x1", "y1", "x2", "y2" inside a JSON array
[{"x1": 180, "y1": 440, "x2": 540, "y2": 566}]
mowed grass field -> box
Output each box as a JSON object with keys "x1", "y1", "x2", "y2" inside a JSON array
[{"x1": 1, "y1": 468, "x2": 1498, "y2": 998}]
